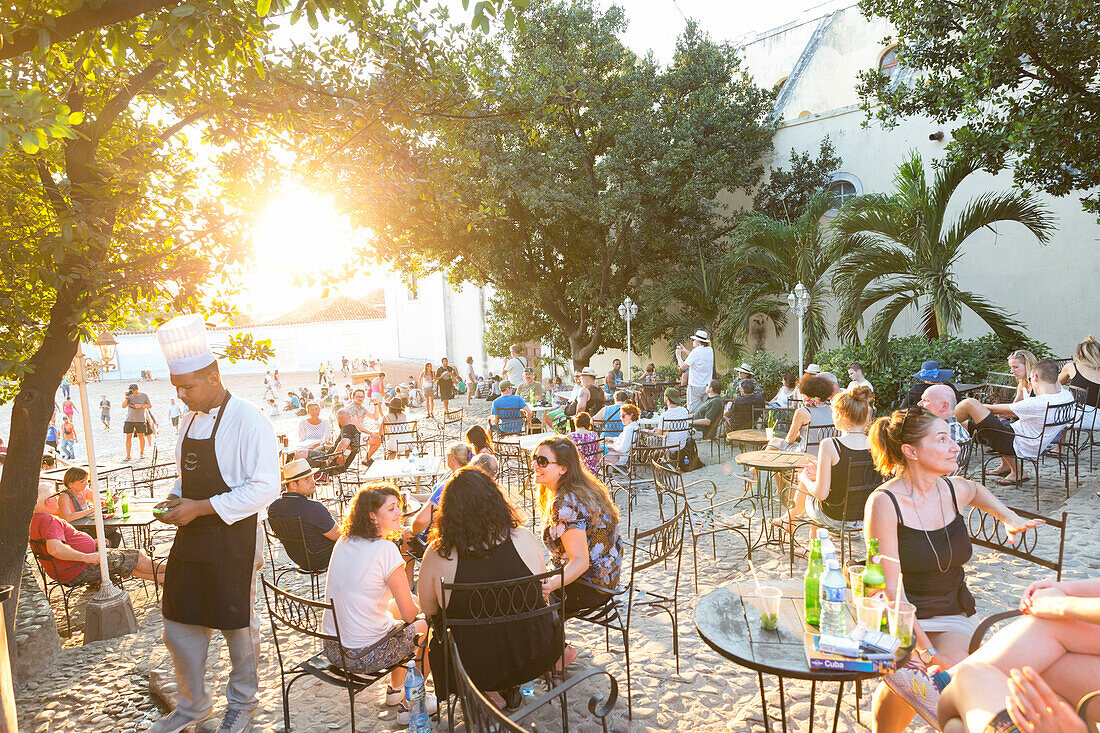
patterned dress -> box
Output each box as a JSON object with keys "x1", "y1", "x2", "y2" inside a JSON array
[
  {"x1": 543, "y1": 491, "x2": 623, "y2": 591},
  {"x1": 566, "y1": 429, "x2": 601, "y2": 473}
]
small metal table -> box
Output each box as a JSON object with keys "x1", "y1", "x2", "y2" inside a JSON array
[
  {"x1": 362, "y1": 454, "x2": 443, "y2": 482},
  {"x1": 735, "y1": 450, "x2": 811, "y2": 543},
  {"x1": 72, "y1": 510, "x2": 160, "y2": 554},
  {"x1": 954, "y1": 382, "x2": 984, "y2": 396},
  {"x1": 727, "y1": 428, "x2": 770, "y2": 453},
  {"x1": 696, "y1": 580, "x2": 911, "y2": 733},
  {"x1": 496, "y1": 433, "x2": 551, "y2": 452}
]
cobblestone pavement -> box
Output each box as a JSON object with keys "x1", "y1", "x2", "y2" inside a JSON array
[{"x1": 11, "y1": 375, "x2": 1100, "y2": 732}]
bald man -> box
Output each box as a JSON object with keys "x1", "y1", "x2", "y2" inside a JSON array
[{"x1": 919, "y1": 384, "x2": 970, "y2": 444}]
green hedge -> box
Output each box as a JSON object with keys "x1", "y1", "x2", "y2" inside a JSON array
[{"x1": 814, "y1": 334, "x2": 1053, "y2": 409}]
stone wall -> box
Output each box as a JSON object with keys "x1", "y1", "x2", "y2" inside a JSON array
[{"x1": 14, "y1": 562, "x2": 60, "y2": 687}]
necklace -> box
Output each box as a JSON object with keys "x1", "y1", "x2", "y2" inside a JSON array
[{"x1": 907, "y1": 478, "x2": 954, "y2": 574}]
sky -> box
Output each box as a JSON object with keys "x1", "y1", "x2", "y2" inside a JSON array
[{"x1": 240, "y1": 0, "x2": 832, "y2": 318}]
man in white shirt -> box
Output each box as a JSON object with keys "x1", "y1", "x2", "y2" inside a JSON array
[
  {"x1": 150, "y1": 315, "x2": 279, "y2": 733},
  {"x1": 655, "y1": 387, "x2": 692, "y2": 451},
  {"x1": 503, "y1": 343, "x2": 527, "y2": 386},
  {"x1": 954, "y1": 359, "x2": 1073, "y2": 484},
  {"x1": 676, "y1": 329, "x2": 714, "y2": 411},
  {"x1": 847, "y1": 362, "x2": 874, "y2": 392}
]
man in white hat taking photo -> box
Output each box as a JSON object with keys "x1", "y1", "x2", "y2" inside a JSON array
[
  {"x1": 150, "y1": 314, "x2": 280, "y2": 733},
  {"x1": 676, "y1": 329, "x2": 714, "y2": 411}
]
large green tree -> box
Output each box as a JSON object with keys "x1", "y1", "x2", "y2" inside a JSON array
[
  {"x1": 720, "y1": 192, "x2": 840, "y2": 361},
  {"x1": 0, "y1": 0, "x2": 503, "y2": 641},
  {"x1": 831, "y1": 153, "x2": 1056, "y2": 364},
  {"x1": 857, "y1": 0, "x2": 1100, "y2": 218},
  {"x1": 340, "y1": 1, "x2": 774, "y2": 368}
]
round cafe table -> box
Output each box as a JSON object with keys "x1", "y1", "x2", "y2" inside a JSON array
[
  {"x1": 735, "y1": 450, "x2": 811, "y2": 544},
  {"x1": 696, "y1": 579, "x2": 912, "y2": 733},
  {"x1": 726, "y1": 428, "x2": 769, "y2": 453}
]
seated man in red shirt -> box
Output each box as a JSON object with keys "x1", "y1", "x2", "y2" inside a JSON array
[{"x1": 29, "y1": 481, "x2": 163, "y2": 586}]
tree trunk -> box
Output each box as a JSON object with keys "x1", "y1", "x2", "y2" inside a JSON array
[{"x1": 0, "y1": 309, "x2": 79, "y2": 647}]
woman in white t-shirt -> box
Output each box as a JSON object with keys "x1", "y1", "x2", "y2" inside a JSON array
[
  {"x1": 600, "y1": 404, "x2": 640, "y2": 467},
  {"x1": 322, "y1": 485, "x2": 435, "y2": 720}
]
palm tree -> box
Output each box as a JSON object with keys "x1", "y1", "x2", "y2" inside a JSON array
[
  {"x1": 720, "y1": 191, "x2": 839, "y2": 359},
  {"x1": 831, "y1": 152, "x2": 1055, "y2": 363}
]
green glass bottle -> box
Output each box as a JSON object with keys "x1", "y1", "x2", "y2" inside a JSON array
[
  {"x1": 862, "y1": 539, "x2": 889, "y2": 631},
  {"x1": 105, "y1": 490, "x2": 115, "y2": 515},
  {"x1": 121, "y1": 492, "x2": 130, "y2": 517},
  {"x1": 804, "y1": 537, "x2": 823, "y2": 627}
]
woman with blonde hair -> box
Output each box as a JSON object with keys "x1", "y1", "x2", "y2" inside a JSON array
[
  {"x1": 1007, "y1": 349, "x2": 1039, "y2": 402},
  {"x1": 775, "y1": 385, "x2": 877, "y2": 533},
  {"x1": 323, "y1": 484, "x2": 434, "y2": 723},
  {"x1": 533, "y1": 436, "x2": 622, "y2": 625},
  {"x1": 862, "y1": 408, "x2": 1042, "y2": 732},
  {"x1": 1059, "y1": 334, "x2": 1100, "y2": 431},
  {"x1": 419, "y1": 362, "x2": 435, "y2": 418}
]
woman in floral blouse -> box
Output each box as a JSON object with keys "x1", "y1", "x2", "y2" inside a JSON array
[{"x1": 534, "y1": 436, "x2": 623, "y2": 625}]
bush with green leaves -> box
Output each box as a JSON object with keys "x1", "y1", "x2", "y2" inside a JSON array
[
  {"x1": 814, "y1": 334, "x2": 1053, "y2": 409},
  {"x1": 723, "y1": 351, "x2": 798, "y2": 399}
]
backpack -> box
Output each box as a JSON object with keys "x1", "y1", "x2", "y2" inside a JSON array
[{"x1": 676, "y1": 437, "x2": 705, "y2": 472}]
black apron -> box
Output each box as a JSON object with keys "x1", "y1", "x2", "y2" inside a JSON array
[{"x1": 162, "y1": 393, "x2": 258, "y2": 630}]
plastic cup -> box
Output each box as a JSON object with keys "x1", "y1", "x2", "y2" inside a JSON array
[
  {"x1": 846, "y1": 565, "x2": 865, "y2": 599},
  {"x1": 857, "y1": 596, "x2": 885, "y2": 631},
  {"x1": 888, "y1": 601, "x2": 916, "y2": 647},
  {"x1": 757, "y1": 586, "x2": 781, "y2": 630}
]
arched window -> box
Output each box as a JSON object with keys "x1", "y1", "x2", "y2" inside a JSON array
[
  {"x1": 774, "y1": 76, "x2": 788, "y2": 92},
  {"x1": 826, "y1": 173, "x2": 863, "y2": 209},
  {"x1": 879, "y1": 46, "x2": 900, "y2": 81},
  {"x1": 797, "y1": 110, "x2": 813, "y2": 118}
]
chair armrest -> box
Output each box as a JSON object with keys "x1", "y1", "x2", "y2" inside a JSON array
[
  {"x1": 512, "y1": 666, "x2": 619, "y2": 727},
  {"x1": 967, "y1": 609, "x2": 1021, "y2": 654}
]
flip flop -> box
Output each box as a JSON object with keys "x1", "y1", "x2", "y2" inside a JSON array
[
  {"x1": 994, "y1": 476, "x2": 1029, "y2": 485},
  {"x1": 989, "y1": 467, "x2": 1011, "y2": 477}
]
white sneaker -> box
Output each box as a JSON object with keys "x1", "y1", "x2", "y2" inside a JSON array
[
  {"x1": 148, "y1": 710, "x2": 212, "y2": 733},
  {"x1": 397, "y1": 693, "x2": 438, "y2": 725},
  {"x1": 385, "y1": 685, "x2": 404, "y2": 706}
]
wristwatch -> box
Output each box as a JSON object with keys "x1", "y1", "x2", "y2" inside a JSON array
[{"x1": 919, "y1": 645, "x2": 938, "y2": 664}]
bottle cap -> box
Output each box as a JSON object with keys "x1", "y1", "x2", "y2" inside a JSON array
[
  {"x1": 817, "y1": 529, "x2": 829, "y2": 539},
  {"x1": 826, "y1": 559, "x2": 840, "y2": 570}
]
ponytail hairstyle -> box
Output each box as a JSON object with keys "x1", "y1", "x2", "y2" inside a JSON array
[
  {"x1": 831, "y1": 385, "x2": 875, "y2": 431},
  {"x1": 867, "y1": 407, "x2": 940, "y2": 476},
  {"x1": 1076, "y1": 335, "x2": 1100, "y2": 370}
]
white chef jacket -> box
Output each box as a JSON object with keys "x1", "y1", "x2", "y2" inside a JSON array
[{"x1": 170, "y1": 395, "x2": 280, "y2": 523}]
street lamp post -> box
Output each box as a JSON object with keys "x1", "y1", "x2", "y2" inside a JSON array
[
  {"x1": 787, "y1": 283, "x2": 811, "y2": 376},
  {"x1": 617, "y1": 296, "x2": 638, "y2": 381}
]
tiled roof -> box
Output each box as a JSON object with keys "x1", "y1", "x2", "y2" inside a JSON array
[{"x1": 263, "y1": 294, "x2": 386, "y2": 326}]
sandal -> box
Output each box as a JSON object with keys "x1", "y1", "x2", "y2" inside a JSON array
[{"x1": 989, "y1": 466, "x2": 1011, "y2": 477}]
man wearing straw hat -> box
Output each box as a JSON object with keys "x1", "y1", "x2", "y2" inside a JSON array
[
  {"x1": 150, "y1": 315, "x2": 280, "y2": 733},
  {"x1": 675, "y1": 329, "x2": 715, "y2": 411}
]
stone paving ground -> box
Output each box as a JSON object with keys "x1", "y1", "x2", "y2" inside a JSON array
[{"x1": 8, "y1": 371, "x2": 1100, "y2": 732}]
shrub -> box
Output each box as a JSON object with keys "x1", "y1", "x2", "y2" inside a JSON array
[
  {"x1": 814, "y1": 334, "x2": 1053, "y2": 409},
  {"x1": 723, "y1": 351, "x2": 798, "y2": 399}
]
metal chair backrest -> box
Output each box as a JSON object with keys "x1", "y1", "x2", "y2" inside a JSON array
[
  {"x1": 984, "y1": 371, "x2": 1017, "y2": 387},
  {"x1": 835, "y1": 459, "x2": 881, "y2": 523},
  {"x1": 628, "y1": 504, "x2": 687, "y2": 575},
  {"x1": 261, "y1": 576, "x2": 337, "y2": 642},
  {"x1": 446, "y1": 630, "x2": 528, "y2": 733},
  {"x1": 27, "y1": 538, "x2": 65, "y2": 584},
  {"x1": 966, "y1": 507, "x2": 1067, "y2": 580},
  {"x1": 594, "y1": 408, "x2": 624, "y2": 438},
  {"x1": 572, "y1": 431, "x2": 602, "y2": 470},
  {"x1": 383, "y1": 419, "x2": 419, "y2": 452},
  {"x1": 443, "y1": 408, "x2": 464, "y2": 434},
  {"x1": 494, "y1": 407, "x2": 528, "y2": 436},
  {"x1": 1038, "y1": 399, "x2": 1076, "y2": 452},
  {"x1": 953, "y1": 438, "x2": 975, "y2": 477},
  {"x1": 753, "y1": 405, "x2": 795, "y2": 433},
  {"x1": 659, "y1": 417, "x2": 693, "y2": 450},
  {"x1": 267, "y1": 515, "x2": 329, "y2": 573},
  {"x1": 805, "y1": 423, "x2": 839, "y2": 453}
]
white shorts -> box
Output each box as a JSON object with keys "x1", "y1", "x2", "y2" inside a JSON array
[{"x1": 370, "y1": 392, "x2": 383, "y2": 404}]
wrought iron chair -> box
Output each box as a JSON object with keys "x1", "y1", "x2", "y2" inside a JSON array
[
  {"x1": 786, "y1": 459, "x2": 880, "y2": 575},
  {"x1": 974, "y1": 399, "x2": 1076, "y2": 509},
  {"x1": 265, "y1": 516, "x2": 330, "y2": 600},
  {"x1": 752, "y1": 405, "x2": 796, "y2": 437},
  {"x1": 382, "y1": 419, "x2": 420, "y2": 459},
  {"x1": 490, "y1": 407, "x2": 529, "y2": 438},
  {"x1": 650, "y1": 460, "x2": 758, "y2": 591},
  {"x1": 446, "y1": 630, "x2": 619, "y2": 733},
  {"x1": 437, "y1": 567, "x2": 566, "y2": 731},
  {"x1": 131, "y1": 459, "x2": 178, "y2": 498},
  {"x1": 568, "y1": 505, "x2": 688, "y2": 719},
  {"x1": 605, "y1": 432, "x2": 670, "y2": 528},
  {"x1": 261, "y1": 577, "x2": 415, "y2": 733},
  {"x1": 964, "y1": 506, "x2": 1067, "y2": 653},
  {"x1": 1065, "y1": 384, "x2": 1098, "y2": 477},
  {"x1": 441, "y1": 407, "x2": 465, "y2": 441},
  {"x1": 951, "y1": 438, "x2": 975, "y2": 478},
  {"x1": 27, "y1": 544, "x2": 81, "y2": 636}
]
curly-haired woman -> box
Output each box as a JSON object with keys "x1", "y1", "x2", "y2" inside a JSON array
[
  {"x1": 322, "y1": 484, "x2": 435, "y2": 723},
  {"x1": 418, "y1": 468, "x2": 560, "y2": 709}
]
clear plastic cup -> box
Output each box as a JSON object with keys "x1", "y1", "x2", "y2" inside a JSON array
[
  {"x1": 857, "y1": 596, "x2": 885, "y2": 631},
  {"x1": 846, "y1": 564, "x2": 865, "y2": 599},
  {"x1": 888, "y1": 601, "x2": 916, "y2": 647},
  {"x1": 757, "y1": 586, "x2": 781, "y2": 630}
]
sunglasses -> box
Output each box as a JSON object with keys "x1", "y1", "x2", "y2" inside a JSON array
[{"x1": 532, "y1": 455, "x2": 559, "y2": 468}]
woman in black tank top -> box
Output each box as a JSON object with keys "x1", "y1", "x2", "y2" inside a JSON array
[
  {"x1": 417, "y1": 468, "x2": 560, "y2": 706},
  {"x1": 864, "y1": 407, "x2": 1043, "y2": 733}
]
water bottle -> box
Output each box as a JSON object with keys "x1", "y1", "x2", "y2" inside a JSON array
[
  {"x1": 820, "y1": 560, "x2": 848, "y2": 637},
  {"x1": 520, "y1": 679, "x2": 537, "y2": 699},
  {"x1": 403, "y1": 661, "x2": 430, "y2": 732},
  {"x1": 816, "y1": 529, "x2": 836, "y2": 569}
]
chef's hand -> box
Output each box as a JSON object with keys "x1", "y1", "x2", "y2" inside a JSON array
[{"x1": 157, "y1": 497, "x2": 213, "y2": 526}]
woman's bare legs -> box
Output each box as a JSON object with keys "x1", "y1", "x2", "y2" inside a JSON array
[{"x1": 872, "y1": 630, "x2": 969, "y2": 733}]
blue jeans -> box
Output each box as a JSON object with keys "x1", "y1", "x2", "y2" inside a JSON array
[{"x1": 60, "y1": 438, "x2": 76, "y2": 459}]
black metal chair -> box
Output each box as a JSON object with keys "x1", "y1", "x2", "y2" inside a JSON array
[
  {"x1": 964, "y1": 506, "x2": 1067, "y2": 653},
  {"x1": 952, "y1": 438, "x2": 975, "y2": 478},
  {"x1": 605, "y1": 432, "x2": 670, "y2": 528},
  {"x1": 974, "y1": 399, "x2": 1076, "y2": 509},
  {"x1": 265, "y1": 516, "x2": 330, "y2": 600},
  {"x1": 438, "y1": 567, "x2": 566, "y2": 731},
  {"x1": 650, "y1": 460, "x2": 759, "y2": 591},
  {"x1": 1065, "y1": 384, "x2": 1098, "y2": 477},
  {"x1": 786, "y1": 459, "x2": 880, "y2": 575},
  {"x1": 441, "y1": 408, "x2": 465, "y2": 441},
  {"x1": 382, "y1": 419, "x2": 420, "y2": 458},
  {"x1": 490, "y1": 408, "x2": 529, "y2": 438},
  {"x1": 568, "y1": 505, "x2": 688, "y2": 719},
  {"x1": 656, "y1": 417, "x2": 692, "y2": 459},
  {"x1": 261, "y1": 577, "x2": 415, "y2": 733},
  {"x1": 752, "y1": 405, "x2": 796, "y2": 437},
  {"x1": 131, "y1": 460, "x2": 178, "y2": 498},
  {"x1": 446, "y1": 630, "x2": 618, "y2": 733},
  {"x1": 27, "y1": 544, "x2": 81, "y2": 636}
]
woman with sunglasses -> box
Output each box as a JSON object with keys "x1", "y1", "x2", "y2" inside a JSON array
[
  {"x1": 533, "y1": 437, "x2": 623, "y2": 666},
  {"x1": 864, "y1": 407, "x2": 1043, "y2": 733}
]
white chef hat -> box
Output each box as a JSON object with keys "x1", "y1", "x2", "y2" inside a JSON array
[{"x1": 156, "y1": 314, "x2": 216, "y2": 375}]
